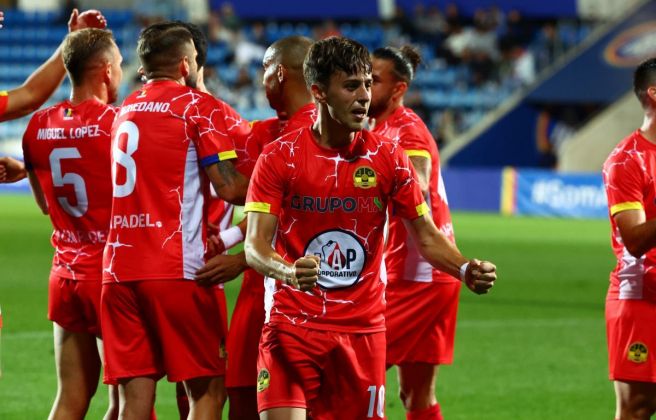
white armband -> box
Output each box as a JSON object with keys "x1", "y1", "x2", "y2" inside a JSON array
[
  {"x1": 219, "y1": 225, "x2": 244, "y2": 250},
  {"x1": 459, "y1": 262, "x2": 469, "y2": 282}
]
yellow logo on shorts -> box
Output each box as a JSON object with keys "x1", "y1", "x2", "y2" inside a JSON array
[
  {"x1": 354, "y1": 166, "x2": 377, "y2": 189},
  {"x1": 628, "y1": 342, "x2": 648, "y2": 363},
  {"x1": 257, "y1": 368, "x2": 270, "y2": 392}
]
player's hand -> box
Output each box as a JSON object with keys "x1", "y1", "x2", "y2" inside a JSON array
[
  {"x1": 0, "y1": 156, "x2": 27, "y2": 183},
  {"x1": 464, "y1": 259, "x2": 496, "y2": 295},
  {"x1": 0, "y1": 11, "x2": 5, "y2": 29},
  {"x1": 68, "y1": 8, "x2": 107, "y2": 32},
  {"x1": 195, "y1": 253, "x2": 247, "y2": 286},
  {"x1": 289, "y1": 255, "x2": 320, "y2": 291},
  {"x1": 206, "y1": 233, "x2": 226, "y2": 257}
]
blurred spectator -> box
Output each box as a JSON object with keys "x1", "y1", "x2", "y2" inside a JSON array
[
  {"x1": 233, "y1": 31, "x2": 265, "y2": 67},
  {"x1": 314, "y1": 19, "x2": 341, "y2": 39},
  {"x1": 499, "y1": 37, "x2": 536, "y2": 87},
  {"x1": 444, "y1": 3, "x2": 463, "y2": 35},
  {"x1": 220, "y1": 2, "x2": 242, "y2": 31},
  {"x1": 534, "y1": 21, "x2": 565, "y2": 70},
  {"x1": 502, "y1": 9, "x2": 534, "y2": 46},
  {"x1": 413, "y1": 4, "x2": 446, "y2": 43},
  {"x1": 134, "y1": 0, "x2": 179, "y2": 27},
  {"x1": 208, "y1": 11, "x2": 233, "y2": 44},
  {"x1": 535, "y1": 106, "x2": 580, "y2": 168}
]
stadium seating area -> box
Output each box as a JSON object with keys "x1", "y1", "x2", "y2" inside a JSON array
[{"x1": 0, "y1": 8, "x2": 597, "y2": 149}]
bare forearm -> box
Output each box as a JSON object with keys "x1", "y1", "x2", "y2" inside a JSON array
[
  {"x1": 406, "y1": 216, "x2": 467, "y2": 279},
  {"x1": 2, "y1": 46, "x2": 65, "y2": 121},
  {"x1": 622, "y1": 220, "x2": 656, "y2": 257},
  {"x1": 205, "y1": 161, "x2": 249, "y2": 205},
  {"x1": 244, "y1": 239, "x2": 294, "y2": 282},
  {"x1": 27, "y1": 171, "x2": 48, "y2": 214}
]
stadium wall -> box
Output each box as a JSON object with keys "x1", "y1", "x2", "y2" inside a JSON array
[{"x1": 558, "y1": 92, "x2": 642, "y2": 172}]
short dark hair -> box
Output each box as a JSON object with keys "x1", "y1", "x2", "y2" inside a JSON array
[
  {"x1": 372, "y1": 45, "x2": 421, "y2": 84},
  {"x1": 137, "y1": 22, "x2": 194, "y2": 78},
  {"x1": 173, "y1": 21, "x2": 207, "y2": 68},
  {"x1": 269, "y1": 35, "x2": 313, "y2": 70},
  {"x1": 62, "y1": 28, "x2": 116, "y2": 86},
  {"x1": 303, "y1": 37, "x2": 371, "y2": 89},
  {"x1": 634, "y1": 58, "x2": 656, "y2": 108}
]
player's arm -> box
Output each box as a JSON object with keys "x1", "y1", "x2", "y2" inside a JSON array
[
  {"x1": 244, "y1": 211, "x2": 319, "y2": 291},
  {"x1": 0, "y1": 9, "x2": 106, "y2": 122},
  {"x1": 404, "y1": 214, "x2": 496, "y2": 294},
  {"x1": 196, "y1": 218, "x2": 249, "y2": 285},
  {"x1": 204, "y1": 160, "x2": 249, "y2": 205},
  {"x1": 26, "y1": 170, "x2": 48, "y2": 215},
  {"x1": 408, "y1": 155, "x2": 431, "y2": 195},
  {"x1": 613, "y1": 209, "x2": 656, "y2": 258},
  {"x1": 0, "y1": 156, "x2": 27, "y2": 183}
]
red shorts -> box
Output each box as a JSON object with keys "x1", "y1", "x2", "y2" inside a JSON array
[
  {"x1": 386, "y1": 280, "x2": 461, "y2": 366},
  {"x1": 48, "y1": 273, "x2": 102, "y2": 336},
  {"x1": 607, "y1": 298, "x2": 656, "y2": 382},
  {"x1": 101, "y1": 280, "x2": 227, "y2": 384},
  {"x1": 257, "y1": 323, "x2": 386, "y2": 419},
  {"x1": 226, "y1": 271, "x2": 265, "y2": 388}
]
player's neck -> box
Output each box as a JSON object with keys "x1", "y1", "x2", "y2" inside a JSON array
[
  {"x1": 312, "y1": 113, "x2": 355, "y2": 149},
  {"x1": 373, "y1": 101, "x2": 403, "y2": 125},
  {"x1": 70, "y1": 84, "x2": 108, "y2": 106},
  {"x1": 640, "y1": 112, "x2": 656, "y2": 144},
  {"x1": 283, "y1": 89, "x2": 312, "y2": 120}
]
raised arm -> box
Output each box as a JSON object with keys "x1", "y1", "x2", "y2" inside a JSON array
[
  {"x1": 405, "y1": 214, "x2": 496, "y2": 294},
  {"x1": 408, "y1": 155, "x2": 431, "y2": 196},
  {"x1": 0, "y1": 9, "x2": 106, "y2": 122},
  {"x1": 244, "y1": 211, "x2": 319, "y2": 291}
]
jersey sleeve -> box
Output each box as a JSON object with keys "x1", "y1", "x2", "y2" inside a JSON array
[
  {"x1": 399, "y1": 126, "x2": 432, "y2": 160},
  {"x1": 188, "y1": 96, "x2": 239, "y2": 167},
  {"x1": 0, "y1": 91, "x2": 8, "y2": 116},
  {"x1": 604, "y1": 155, "x2": 645, "y2": 216},
  {"x1": 244, "y1": 145, "x2": 286, "y2": 217},
  {"x1": 389, "y1": 145, "x2": 429, "y2": 220}
]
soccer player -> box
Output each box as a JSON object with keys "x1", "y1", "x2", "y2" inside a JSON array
[
  {"x1": 21, "y1": 28, "x2": 122, "y2": 420},
  {"x1": 0, "y1": 9, "x2": 106, "y2": 183},
  {"x1": 200, "y1": 34, "x2": 317, "y2": 420},
  {"x1": 369, "y1": 45, "x2": 457, "y2": 420},
  {"x1": 603, "y1": 58, "x2": 656, "y2": 420},
  {"x1": 101, "y1": 22, "x2": 248, "y2": 420},
  {"x1": 244, "y1": 37, "x2": 497, "y2": 420}
]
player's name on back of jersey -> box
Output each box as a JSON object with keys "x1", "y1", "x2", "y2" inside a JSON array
[
  {"x1": 119, "y1": 101, "x2": 171, "y2": 116},
  {"x1": 36, "y1": 125, "x2": 103, "y2": 140},
  {"x1": 54, "y1": 228, "x2": 108, "y2": 244}
]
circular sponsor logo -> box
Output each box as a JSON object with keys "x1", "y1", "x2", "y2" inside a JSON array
[
  {"x1": 257, "y1": 368, "x2": 270, "y2": 392},
  {"x1": 354, "y1": 166, "x2": 377, "y2": 189},
  {"x1": 628, "y1": 342, "x2": 648, "y2": 364},
  {"x1": 304, "y1": 229, "x2": 366, "y2": 289},
  {"x1": 605, "y1": 22, "x2": 656, "y2": 67}
]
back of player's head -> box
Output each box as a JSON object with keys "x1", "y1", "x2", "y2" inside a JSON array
[
  {"x1": 172, "y1": 21, "x2": 207, "y2": 68},
  {"x1": 268, "y1": 35, "x2": 313, "y2": 70},
  {"x1": 62, "y1": 28, "x2": 116, "y2": 86},
  {"x1": 137, "y1": 22, "x2": 195, "y2": 78},
  {"x1": 372, "y1": 45, "x2": 421, "y2": 84},
  {"x1": 634, "y1": 58, "x2": 656, "y2": 108},
  {"x1": 303, "y1": 37, "x2": 371, "y2": 89}
]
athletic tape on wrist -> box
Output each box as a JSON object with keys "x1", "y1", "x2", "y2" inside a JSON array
[
  {"x1": 459, "y1": 262, "x2": 470, "y2": 282},
  {"x1": 218, "y1": 226, "x2": 244, "y2": 250}
]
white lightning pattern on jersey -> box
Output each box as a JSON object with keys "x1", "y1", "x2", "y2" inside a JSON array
[{"x1": 103, "y1": 235, "x2": 133, "y2": 282}]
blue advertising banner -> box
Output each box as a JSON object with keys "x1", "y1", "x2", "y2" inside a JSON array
[
  {"x1": 211, "y1": 0, "x2": 380, "y2": 19},
  {"x1": 441, "y1": 168, "x2": 501, "y2": 212},
  {"x1": 396, "y1": 0, "x2": 577, "y2": 18},
  {"x1": 513, "y1": 170, "x2": 607, "y2": 218}
]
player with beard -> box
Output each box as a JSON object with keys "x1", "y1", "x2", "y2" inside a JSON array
[
  {"x1": 369, "y1": 45, "x2": 457, "y2": 420},
  {"x1": 21, "y1": 28, "x2": 121, "y2": 420},
  {"x1": 244, "y1": 37, "x2": 496, "y2": 420},
  {"x1": 101, "y1": 22, "x2": 248, "y2": 419}
]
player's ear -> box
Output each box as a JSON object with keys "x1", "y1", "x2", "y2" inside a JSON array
[
  {"x1": 103, "y1": 61, "x2": 112, "y2": 85},
  {"x1": 393, "y1": 81, "x2": 408, "y2": 99},
  {"x1": 180, "y1": 56, "x2": 190, "y2": 79},
  {"x1": 648, "y1": 86, "x2": 656, "y2": 104},
  {"x1": 311, "y1": 83, "x2": 327, "y2": 103},
  {"x1": 277, "y1": 64, "x2": 285, "y2": 83}
]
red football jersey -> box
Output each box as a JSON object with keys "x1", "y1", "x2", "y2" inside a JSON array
[
  {"x1": 245, "y1": 127, "x2": 427, "y2": 333},
  {"x1": 103, "y1": 81, "x2": 245, "y2": 283},
  {"x1": 603, "y1": 130, "x2": 656, "y2": 302},
  {"x1": 22, "y1": 99, "x2": 117, "y2": 281},
  {"x1": 373, "y1": 106, "x2": 456, "y2": 283}
]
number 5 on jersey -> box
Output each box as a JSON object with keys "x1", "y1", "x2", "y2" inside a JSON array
[{"x1": 112, "y1": 120, "x2": 139, "y2": 198}]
